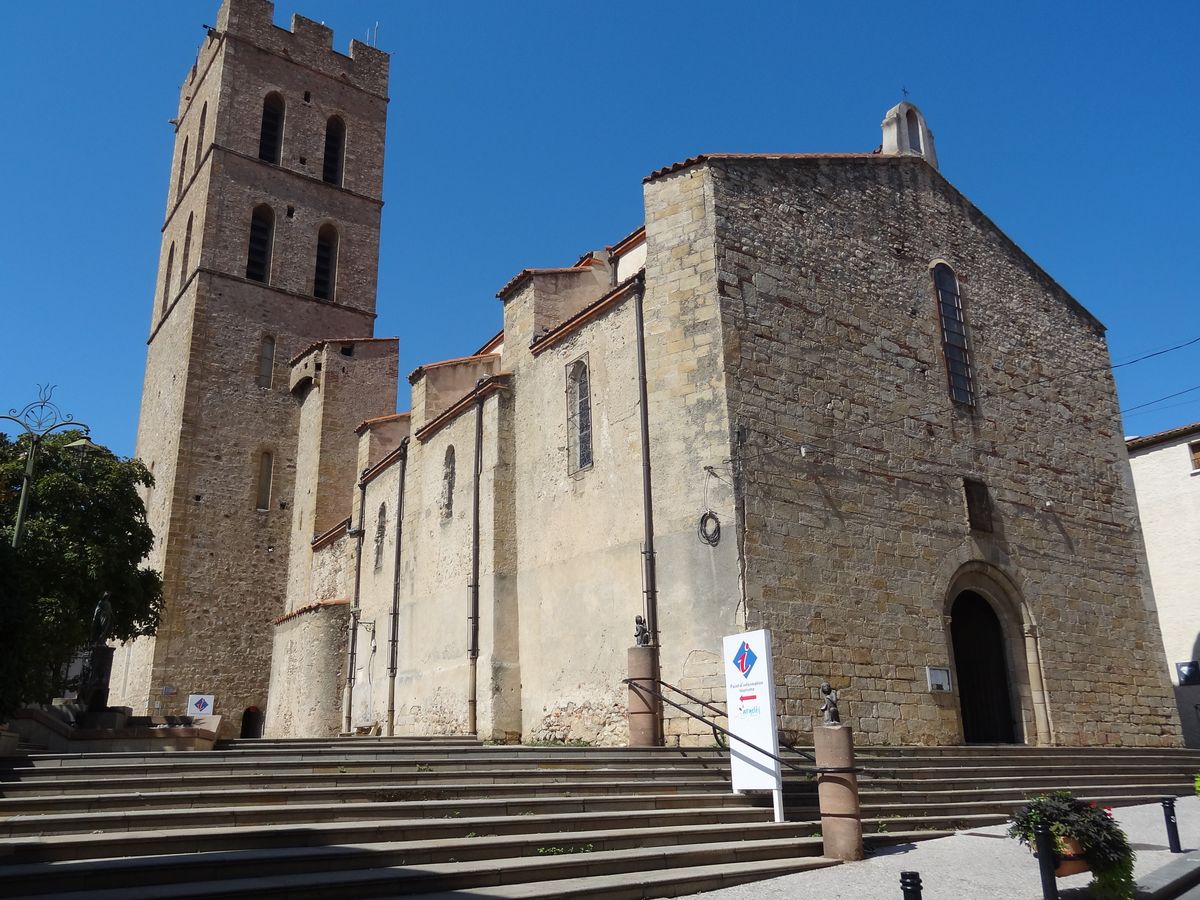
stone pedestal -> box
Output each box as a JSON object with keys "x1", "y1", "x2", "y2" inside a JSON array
[
  {"x1": 627, "y1": 645, "x2": 660, "y2": 747},
  {"x1": 814, "y1": 724, "x2": 864, "y2": 861}
]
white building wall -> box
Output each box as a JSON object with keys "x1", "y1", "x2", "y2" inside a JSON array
[{"x1": 1129, "y1": 430, "x2": 1200, "y2": 746}]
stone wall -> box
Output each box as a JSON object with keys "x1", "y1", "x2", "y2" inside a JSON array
[{"x1": 688, "y1": 154, "x2": 1180, "y2": 747}]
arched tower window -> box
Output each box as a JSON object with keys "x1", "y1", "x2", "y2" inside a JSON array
[
  {"x1": 258, "y1": 93, "x2": 285, "y2": 164},
  {"x1": 245, "y1": 204, "x2": 274, "y2": 283},
  {"x1": 374, "y1": 502, "x2": 387, "y2": 571},
  {"x1": 313, "y1": 224, "x2": 339, "y2": 300},
  {"x1": 567, "y1": 358, "x2": 593, "y2": 471},
  {"x1": 441, "y1": 446, "x2": 455, "y2": 519},
  {"x1": 179, "y1": 213, "x2": 194, "y2": 292},
  {"x1": 161, "y1": 243, "x2": 176, "y2": 317},
  {"x1": 906, "y1": 108, "x2": 922, "y2": 155},
  {"x1": 257, "y1": 334, "x2": 276, "y2": 388},
  {"x1": 933, "y1": 264, "x2": 974, "y2": 406},
  {"x1": 195, "y1": 102, "x2": 208, "y2": 174},
  {"x1": 323, "y1": 116, "x2": 346, "y2": 186},
  {"x1": 255, "y1": 451, "x2": 274, "y2": 511},
  {"x1": 177, "y1": 137, "x2": 189, "y2": 203}
]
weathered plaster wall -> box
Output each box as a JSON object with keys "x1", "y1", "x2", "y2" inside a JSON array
[{"x1": 1129, "y1": 432, "x2": 1200, "y2": 746}]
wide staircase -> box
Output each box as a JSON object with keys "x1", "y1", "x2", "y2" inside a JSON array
[{"x1": 0, "y1": 737, "x2": 1198, "y2": 898}]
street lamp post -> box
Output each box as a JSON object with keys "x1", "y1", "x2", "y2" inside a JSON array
[{"x1": 2, "y1": 385, "x2": 96, "y2": 549}]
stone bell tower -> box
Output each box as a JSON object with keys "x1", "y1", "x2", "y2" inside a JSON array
[{"x1": 110, "y1": 0, "x2": 390, "y2": 734}]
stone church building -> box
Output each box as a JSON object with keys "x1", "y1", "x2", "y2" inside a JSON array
[{"x1": 112, "y1": 0, "x2": 1181, "y2": 749}]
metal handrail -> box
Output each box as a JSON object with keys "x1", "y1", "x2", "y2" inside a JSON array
[{"x1": 624, "y1": 677, "x2": 859, "y2": 775}]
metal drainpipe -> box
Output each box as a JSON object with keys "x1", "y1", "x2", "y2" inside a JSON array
[
  {"x1": 342, "y1": 477, "x2": 368, "y2": 735},
  {"x1": 467, "y1": 380, "x2": 485, "y2": 736},
  {"x1": 632, "y1": 272, "x2": 662, "y2": 743},
  {"x1": 385, "y1": 438, "x2": 410, "y2": 737}
]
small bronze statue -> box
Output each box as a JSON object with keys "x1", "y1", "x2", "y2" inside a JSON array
[
  {"x1": 634, "y1": 615, "x2": 651, "y2": 647},
  {"x1": 819, "y1": 681, "x2": 840, "y2": 725},
  {"x1": 89, "y1": 593, "x2": 114, "y2": 646}
]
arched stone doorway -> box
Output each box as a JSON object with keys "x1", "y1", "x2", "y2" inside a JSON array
[
  {"x1": 950, "y1": 591, "x2": 1016, "y2": 743},
  {"x1": 240, "y1": 705, "x2": 264, "y2": 739}
]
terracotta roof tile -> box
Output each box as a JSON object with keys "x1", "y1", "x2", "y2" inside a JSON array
[
  {"x1": 354, "y1": 411, "x2": 410, "y2": 436},
  {"x1": 1126, "y1": 421, "x2": 1200, "y2": 452},
  {"x1": 408, "y1": 352, "x2": 500, "y2": 386},
  {"x1": 496, "y1": 267, "x2": 593, "y2": 301}
]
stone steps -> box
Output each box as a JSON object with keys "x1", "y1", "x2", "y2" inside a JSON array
[
  {"x1": 0, "y1": 807, "x2": 778, "y2": 865},
  {"x1": 0, "y1": 820, "x2": 840, "y2": 894},
  {"x1": 2, "y1": 740, "x2": 1196, "y2": 898},
  {"x1": 0, "y1": 791, "x2": 757, "y2": 839}
]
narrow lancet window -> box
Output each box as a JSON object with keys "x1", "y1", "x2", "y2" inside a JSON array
[
  {"x1": 257, "y1": 335, "x2": 276, "y2": 388},
  {"x1": 246, "y1": 204, "x2": 274, "y2": 283},
  {"x1": 195, "y1": 103, "x2": 207, "y2": 174},
  {"x1": 255, "y1": 451, "x2": 273, "y2": 511},
  {"x1": 374, "y1": 503, "x2": 387, "y2": 571},
  {"x1": 933, "y1": 263, "x2": 974, "y2": 405},
  {"x1": 177, "y1": 137, "x2": 189, "y2": 203},
  {"x1": 906, "y1": 108, "x2": 922, "y2": 155},
  {"x1": 313, "y1": 224, "x2": 339, "y2": 300},
  {"x1": 323, "y1": 116, "x2": 345, "y2": 186},
  {"x1": 258, "y1": 93, "x2": 285, "y2": 164},
  {"x1": 567, "y1": 359, "x2": 593, "y2": 471},
  {"x1": 441, "y1": 446, "x2": 455, "y2": 519},
  {"x1": 180, "y1": 213, "x2": 193, "y2": 292},
  {"x1": 161, "y1": 243, "x2": 176, "y2": 317}
]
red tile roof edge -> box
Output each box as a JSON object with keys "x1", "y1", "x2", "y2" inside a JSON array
[
  {"x1": 310, "y1": 516, "x2": 352, "y2": 551},
  {"x1": 414, "y1": 373, "x2": 513, "y2": 444},
  {"x1": 361, "y1": 442, "x2": 408, "y2": 487},
  {"x1": 607, "y1": 225, "x2": 646, "y2": 255},
  {"x1": 1126, "y1": 421, "x2": 1200, "y2": 452},
  {"x1": 530, "y1": 273, "x2": 643, "y2": 356},
  {"x1": 354, "y1": 411, "x2": 410, "y2": 436},
  {"x1": 474, "y1": 329, "x2": 505, "y2": 356},
  {"x1": 272, "y1": 597, "x2": 350, "y2": 626}
]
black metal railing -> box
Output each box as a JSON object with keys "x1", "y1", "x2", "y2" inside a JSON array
[{"x1": 623, "y1": 677, "x2": 860, "y2": 775}]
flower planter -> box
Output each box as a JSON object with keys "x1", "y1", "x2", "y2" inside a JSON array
[{"x1": 1053, "y1": 836, "x2": 1091, "y2": 877}]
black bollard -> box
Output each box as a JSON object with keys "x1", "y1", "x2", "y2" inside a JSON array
[
  {"x1": 899, "y1": 870, "x2": 923, "y2": 900},
  {"x1": 1163, "y1": 797, "x2": 1182, "y2": 853},
  {"x1": 1033, "y1": 821, "x2": 1060, "y2": 900}
]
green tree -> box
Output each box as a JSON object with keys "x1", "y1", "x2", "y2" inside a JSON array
[{"x1": 0, "y1": 431, "x2": 162, "y2": 717}]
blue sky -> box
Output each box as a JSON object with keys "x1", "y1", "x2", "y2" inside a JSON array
[{"x1": 1, "y1": 1, "x2": 1196, "y2": 457}]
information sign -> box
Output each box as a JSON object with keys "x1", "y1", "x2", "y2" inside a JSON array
[{"x1": 722, "y1": 628, "x2": 783, "y2": 819}]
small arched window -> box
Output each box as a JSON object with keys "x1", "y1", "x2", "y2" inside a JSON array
[
  {"x1": 906, "y1": 108, "x2": 922, "y2": 155},
  {"x1": 246, "y1": 204, "x2": 274, "y2": 283},
  {"x1": 567, "y1": 358, "x2": 593, "y2": 472},
  {"x1": 180, "y1": 213, "x2": 194, "y2": 292},
  {"x1": 195, "y1": 102, "x2": 208, "y2": 174},
  {"x1": 374, "y1": 502, "x2": 387, "y2": 571},
  {"x1": 258, "y1": 93, "x2": 285, "y2": 164},
  {"x1": 255, "y1": 451, "x2": 274, "y2": 511},
  {"x1": 257, "y1": 334, "x2": 276, "y2": 388},
  {"x1": 161, "y1": 242, "x2": 176, "y2": 317},
  {"x1": 441, "y1": 446, "x2": 455, "y2": 519},
  {"x1": 177, "y1": 137, "x2": 189, "y2": 203},
  {"x1": 933, "y1": 263, "x2": 974, "y2": 406},
  {"x1": 322, "y1": 116, "x2": 346, "y2": 186},
  {"x1": 313, "y1": 224, "x2": 339, "y2": 300}
]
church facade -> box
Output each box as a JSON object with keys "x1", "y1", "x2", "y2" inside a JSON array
[{"x1": 114, "y1": 0, "x2": 1182, "y2": 749}]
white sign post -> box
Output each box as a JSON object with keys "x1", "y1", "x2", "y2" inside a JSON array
[{"x1": 722, "y1": 628, "x2": 784, "y2": 822}]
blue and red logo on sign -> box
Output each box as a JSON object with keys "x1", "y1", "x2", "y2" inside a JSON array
[
  {"x1": 732, "y1": 641, "x2": 757, "y2": 677},
  {"x1": 193, "y1": 697, "x2": 209, "y2": 712}
]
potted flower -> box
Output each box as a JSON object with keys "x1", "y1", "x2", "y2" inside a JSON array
[{"x1": 1008, "y1": 791, "x2": 1135, "y2": 900}]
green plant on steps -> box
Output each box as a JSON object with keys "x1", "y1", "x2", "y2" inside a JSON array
[
  {"x1": 1008, "y1": 792, "x2": 1135, "y2": 900},
  {"x1": 1193, "y1": 773, "x2": 1200, "y2": 796}
]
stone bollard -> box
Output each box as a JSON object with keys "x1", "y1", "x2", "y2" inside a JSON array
[
  {"x1": 627, "y1": 645, "x2": 660, "y2": 747},
  {"x1": 814, "y1": 724, "x2": 864, "y2": 861}
]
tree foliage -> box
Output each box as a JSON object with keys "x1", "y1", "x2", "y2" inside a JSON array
[{"x1": 0, "y1": 431, "x2": 162, "y2": 717}]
